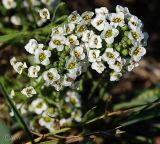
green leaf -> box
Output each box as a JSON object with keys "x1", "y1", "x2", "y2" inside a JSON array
[
  {"x1": 0, "y1": 120, "x2": 12, "y2": 144},
  {"x1": 0, "y1": 78, "x2": 35, "y2": 144}
]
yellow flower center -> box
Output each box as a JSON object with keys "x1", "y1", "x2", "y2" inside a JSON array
[
  {"x1": 53, "y1": 40, "x2": 61, "y2": 45},
  {"x1": 79, "y1": 25, "x2": 86, "y2": 32},
  {"x1": 74, "y1": 51, "x2": 80, "y2": 58},
  {"x1": 105, "y1": 29, "x2": 112, "y2": 38},
  {"x1": 97, "y1": 20, "x2": 103, "y2": 25},
  {"x1": 69, "y1": 38, "x2": 74, "y2": 45},
  {"x1": 47, "y1": 72, "x2": 54, "y2": 80},
  {"x1": 39, "y1": 53, "x2": 46, "y2": 62},
  {"x1": 94, "y1": 38, "x2": 98, "y2": 45},
  {"x1": 43, "y1": 117, "x2": 51, "y2": 123},
  {"x1": 113, "y1": 17, "x2": 122, "y2": 23},
  {"x1": 68, "y1": 62, "x2": 76, "y2": 69},
  {"x1": 133, "y1": 47, "x2": 141, "y2": 55},
  {"x1": 37, "y1": 102, "x2": 43, "y2": 108},
  {"x1": 131, "y1": 32, "x2": 139, "y2": 40},
  {"x1": 107, "y1": 52, "x2": 114, "y2": 58}
]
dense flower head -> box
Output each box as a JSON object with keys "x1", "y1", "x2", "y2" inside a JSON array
[{"x1": 11, "y1": 5, "x2": 148, "y2": 91}]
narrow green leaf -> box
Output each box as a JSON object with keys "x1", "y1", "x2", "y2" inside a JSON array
[
  {"x1": 0, "y1": 120, "x2": 12, "y2": 144},
  {"x1": 0, "y1": 78, "x2": 35, "y2": 144}
]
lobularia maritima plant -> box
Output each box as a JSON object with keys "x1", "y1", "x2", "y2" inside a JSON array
[{"x1": 9, "y1": 5, "x2": 148, "y2": 133}]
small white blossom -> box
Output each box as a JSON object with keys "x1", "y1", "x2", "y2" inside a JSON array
[
  {"x1": 39, "y1": 113, "x2": 54, "y2": 131},
  {"x1": 129, "y1": 46, "x2": 146, "y2": 62},
  {"x1": 37, "y1": 18, "x2": 47, "y2": 26},
  {"x1": 51, "y1": 26, "x2": 64, "y2": 36},
  {"x1": 25, "y1": 39, "x2": 44, "y2": 55},
  {"x1": 9, "y1": 89, "x2": 15, "y2": 99},
  {"x1": 60, "y1": 118, "x2": 72, "y2": 127},
  {"x1": 2, "y1": 0, "x2": 16, "y2": 9},
  {"x1": 91, "y1": 15, "x2": 106, "y2": 31},
  {"x1": 31, "y1": 98, "x2": 47, "y2": 114},
  {"x1": 63, "y1": 73, "x2": 76, "y2": 87},
  {"x1": 41, "y1": 0, "x2": 54, "y2": 6},
  {"x1": 28, "y1": 65, "x2": 40, "y2": 78},
  {"x1": 91, "y1": 61, "x2": 106, "y2": 74},
  {"x1": 81, "y1": 11, "x2": 94, "y2": 24},
  {"x1": 10, "y1": 57, "x2": 17, "y2": 66},
  {"x1": 102, "y1": 48, "x2": 119, "y2": 64},
  {"x1": 89, "y1": 34, "x2": 102, "y2": 49},
  {"x1": 109, "y1": 12, "x2": 124, "y2": 28},
  {"x1": 71, "y1": 109, "x2": 82, "y2": 122},
  {"x1": 101, "y1": 23, "x2": 119, "y2": 44},
  {"x1": 11, "y1": 61, "x2": 27, "y2": 74},
  {"x1": 128, "y1": 29, "x2": 144, "y2": 45},
  {"x1": 110, "y1": 71, "x2": 122, "y2": 81},
  {"x1": 88, "y1": 49, "x2": 100, "y2": 63},
  {"x1": 43, "y1": 68, "x2": 60, "y2": 85},
  {"x1": 21, "y1": 86, "x2": 36, "y2": 97},
  {"x1": 39, "y1": 8, "x2": 50, "y2": 20},
  {"x1": 10, "y1": 15, "x2": 21, "y2": 26},
  {"x1": 65, "y1": 34, "x2": 79, "y2": 47},
  {"x1": 65, "y1": 57, "x2": 79, "y2": 73},
  {"x1": 127, "y1": 59, "x2": 139, "y2": 71},
  {"x1": 116, "y1": 5, "x2": 131, "y2": 18},
  {"x1": 81, "y1": 30, "x2": 94, "y2": 42},
  {"x1": 70, "y1": 46, "x2": 85, "y2": 60},
  {"x1": 109, "y1": 57, "x2": 126, "y2": 72},
  {"x1": 64, "y1": 23, "x2": 75, "y2": 35},
  {"x1": 76, "y1": 22, "x2": 87, "y2": 37},
  {"x1": 68, "y1": 11, "x2": 81, "y2": 24},
  {"x1": 34, "y1": 48, "x2": 51, "y2": 66},
  {"x1": 51, "y1": 79, "x2": 62, "y2": 91},
  {"x1": 95, "y1": 7, "x2": 108, "y2": 18},
  {"x1": 65, "y1": 91, "x2": 81, "y2": 108},
  {"x1": 128, "y1": 15, "x2": 143, "y2": 30},
  {"x1": 49, "y1": 35, "x2": 65, "y2": 51}
]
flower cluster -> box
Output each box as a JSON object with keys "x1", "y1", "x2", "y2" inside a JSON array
[
  {"x1": 11, "y1": 5, "x2": 148, "y2": 91},
  {"x1": 10, "y1": 90, "x2": 82, "y2": 132},
  {"x1": 1, "y1": 0, "x2": 55, "y2": 27}
]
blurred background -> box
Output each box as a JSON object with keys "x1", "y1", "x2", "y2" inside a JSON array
[{"x1": 0, "y1": 0, "x2": 160, "y2": 143}]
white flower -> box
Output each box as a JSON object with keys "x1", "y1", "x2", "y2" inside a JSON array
[
  {"x1": 109, "y1": 57, "x2": 126, "y2": 72},
  {"x1": 109, "y1": 12, "x2": 124, "y2": 28},
  {"x1": 12, "y1": 61, "x2": 27, "y2": 74},
  {"x1": 128, "y1": 15, "x2": 143, "y2": 30},
  {"x1": 81, "y1": 30, "x2": 94, "y2": 42},
  {"x1": 128, "y1": 29, "x2": 144, "y2": 44},
  {"x1": 10, "y1": 57, "x2": 17, "y2": 66},
  {"x1": 23, "y1": 0, "x2": 39, "y2": 7},
  {"x1": 49, "y1": 35, "x2": 65, "y2": 51},
  {"x1": 10, "y1": 15, "x2": 21, "y2": 26},
  {"x1": 65, "y1": 57, "x2": 78, "y2": 73},
  {"x1": 34, "y1": 48, "x2": 51, "y2": 65},
  {"x1": 102, "y1": 48, "x2": 119, "y2": 64},
  {"x1": 88, "y1": 49, "x2": 100, "y2": 63},
  {"x1": 41, "y1": 0, "x2": 54, "y2": 6},
  {"x1": 65, "y1": 91, "x2": 81, "y2": 108},
  {"x1": 70, "y1": 46, "x2": 85, "y2": 60},
  {"x1": 64, "y1": 23, "x2": 75, "y2": 35},
  {"x1": 101, "y1": 23, "x2": 119, "y2": 44},
  {"x1": 65, "y1": 34, "x2": 79, "y2": 47},
  {"x1": 21, "y1": 86, "x2": 36, "y2": 97},
  {"x1": 43, "y1": 68, "x2": 60, "y2": 85},
  {"x1": 60, "y1": 118, "x2": 72, "y2": 127},
  {"x1": 63, "y1": 73, "x2": 76, "y2": 87},
  {"x1": 71, "y1": 110, "x2": 82, "y2": 122},
  {"x1": 110, "y1": 71, "x2": 122, "y2": 81},
  {"x1": 91, "y1": 61, "x2": 106, "y2": 74},
  {"x1": 76, "y1": 22, "x2": 87, "y2": 37},
  {"x1": 51, "y1": 26, "x2": 64, "y2": 36},
  {"x1": 9, "y1": 89, "x2": 15, "y2": 99},
  {"x1": 2, "y1": 0, "x2": 16, "y2": 9},
  {"x1": 39, "y1": 113, "x2": 54, "y2": 131},
  {"x1": 39, "y1": 8, "x2": 50, "y2": 20},
  {"x1": 68, "y1": 11, "x2": 81, "y2": 24},
  {"x1": 95, "y1": 7, "x2": 108, "y2": 18},
  {"x1": 91, "y1": 15, "x2": 106, "y2": 31},
  {"x1": 116, "y1": 5, "x2": 131, "y2": 18},
  {"x1": 31, "y1": 98, "x2": 47, "y2": 114},
  {"x1": 89, "y1": 34, "x2": 102, "y2": 49},
  {"x1": 36, "y1": 18, "x2": 47, "y2": 26},
  {"x1": 28, "y1": 65, "x2": 40, "y2": 78},
  {"x1": 127, "y1": 59, "x2": 139, "y2": 71},
  {"x1": 25, "y1": 39, "x2": 44, "y2": 54},
  {"x1": 129, "y1": 46, "x2": 146, "y2": 62},
  {"x1": 81, "y1": 11, "x2": 94, "y2": 24},
  {"x1": 51, "y1": 79, "x2": 62, "y2": 91}
]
